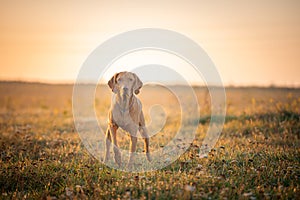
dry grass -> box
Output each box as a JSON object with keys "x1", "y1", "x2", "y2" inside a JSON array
[{"x1": 0, "y1": 82, "x2": 299, "y2": 199}]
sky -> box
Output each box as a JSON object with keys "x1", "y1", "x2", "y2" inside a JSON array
[{"x1": 0, "y1": 0, "x2": 300, "y2": 86}]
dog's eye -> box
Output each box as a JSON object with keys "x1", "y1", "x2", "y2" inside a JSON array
[
  {"x1": 129, "y1": 78, "x2": 133, "y2": 81},
  {"x1": 117, "y1": 78, "x2": 122, "y2": 83}
]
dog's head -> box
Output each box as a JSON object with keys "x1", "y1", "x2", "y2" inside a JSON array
[{"x1": 108, "y1": 71, "x2": 143, "y2": 96}]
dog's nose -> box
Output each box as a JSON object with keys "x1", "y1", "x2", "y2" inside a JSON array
[{"x1": 123, "y1": 87, "x2": 128, "y2": 92}]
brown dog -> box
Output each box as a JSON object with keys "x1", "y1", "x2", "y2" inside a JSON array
[{"x1": 104, "y1": 71, "x2": 151, "y2": 167}]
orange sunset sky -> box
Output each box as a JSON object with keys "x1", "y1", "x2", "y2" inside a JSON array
[{"x1": 0, "y1": 0, "x2": 299, "y2": 86}]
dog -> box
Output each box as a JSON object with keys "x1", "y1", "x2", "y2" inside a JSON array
[{"x1": 104, "y1": 71, "x2": 151, "y2": 167}]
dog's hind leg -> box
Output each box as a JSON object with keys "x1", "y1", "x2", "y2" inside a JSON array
[
  {"x1": 139, "y1": 126, "x2": 151, "y2": 162},
  {"x1": 104, "y1": 127, "x2": 112, "y2": 162}
]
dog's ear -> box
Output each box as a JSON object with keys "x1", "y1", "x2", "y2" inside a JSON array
[
  {"x1": 108, "y1": 72, "x2": 120, "y2": 93},
  {"x1": 133, "y1": 73, "x2": 143, "y2": 95}
]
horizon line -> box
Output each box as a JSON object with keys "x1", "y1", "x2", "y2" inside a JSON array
[{"x1": 0, "y1": 79, "x2": 299, "y2": 89}]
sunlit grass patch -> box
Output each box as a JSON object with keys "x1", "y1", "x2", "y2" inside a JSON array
[{"x1": 0, "y1": 83, "x2": 299, "y2": 199}]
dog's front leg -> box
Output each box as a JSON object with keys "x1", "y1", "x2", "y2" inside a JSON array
[
  {"x1": 127, "y1": 129, "x2": 138, "y2": 169},
  {"x1": 110, "y1": 124, "x2": 121, "y2": 166},
  {"x1": 104, "y1": 127, "x2": 111, "y2": 162}
]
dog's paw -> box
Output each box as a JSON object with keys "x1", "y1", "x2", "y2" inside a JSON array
[
  {"x1": 104, "y1": 155, "x2": 110, "y2": 162},
  {"x1": 113, "y1": 148, "x2": 122, "y2": 167},
  {"x1": 126, "y1": 153, "x2": 136, "y2": 170},
  {"x1": 146, "y1": 153, "x2": 152, "y2": 162},
  {"x1": 114, "y1": 155, "x2": 121, "y2": 167},
  {"x1": 126, "y1": 161, "x2": 134, "y2": 170}
]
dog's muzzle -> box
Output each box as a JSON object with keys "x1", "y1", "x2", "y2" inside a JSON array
[{"x1": 121, "y1": 87, "x2": 130, "y2": 98}]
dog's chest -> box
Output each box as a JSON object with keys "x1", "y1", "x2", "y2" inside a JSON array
[{"x1": 112, "y1": 109, "x2": 132, "y2": 128}]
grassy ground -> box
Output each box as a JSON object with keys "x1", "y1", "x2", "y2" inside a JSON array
[{"x1": 0, "y1": 82, "x2": 299, "y2": 199}]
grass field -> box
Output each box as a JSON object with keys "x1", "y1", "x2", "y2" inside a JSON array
[{"x1": 0, "y1": 82, "x2": 299, "y2": 199}]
